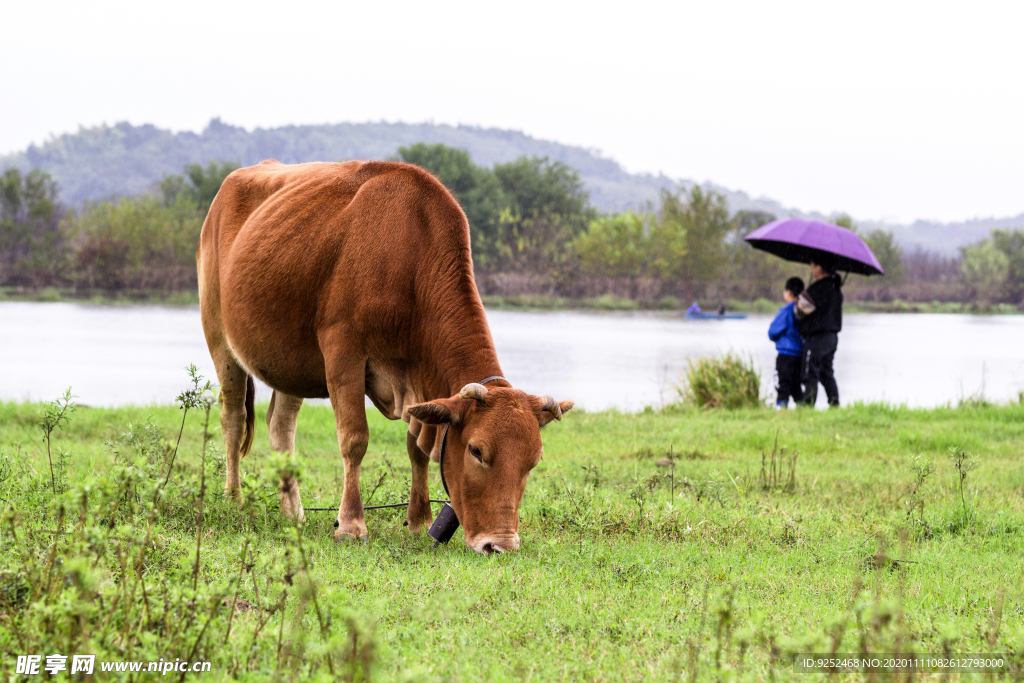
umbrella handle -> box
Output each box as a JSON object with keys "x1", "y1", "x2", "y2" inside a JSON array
[{"x1": 842, "y1": 271, "x2": 849, "y2": 286}]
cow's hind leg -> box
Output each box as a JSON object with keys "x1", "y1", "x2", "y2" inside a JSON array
[
  {"x1": 267, "y1": 390, "x2": 305, "y2": 520},
  {"x1": 323, "y1": 351, "x2": 370, "y2": 542},
  {"x1": 406, "y1": 427, "x2": 434, "y2": 533},
  {"x1": 210, "y1": 346, "x2": 254, "y2": 500}
]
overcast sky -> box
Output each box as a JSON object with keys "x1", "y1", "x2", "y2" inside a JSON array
[{"x1": 3, "y1": 0, "x2": 1021, "y2": 223}]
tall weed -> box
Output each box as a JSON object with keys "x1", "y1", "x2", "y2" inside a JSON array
[
  {"x1": 678, "y1": 353, "x2": 762, "y2": 409},
  {"x1": 0, "y1": 369, "x2": 369, "y2": 680}
]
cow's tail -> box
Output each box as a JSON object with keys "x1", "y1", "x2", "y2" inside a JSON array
[{"x1": 240, "y1": 375, "x2": 256, "y2": 459}]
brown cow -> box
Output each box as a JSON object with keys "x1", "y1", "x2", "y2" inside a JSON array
[{"x1": 197, "y1": 159, "x2": 572, "y2": 554}]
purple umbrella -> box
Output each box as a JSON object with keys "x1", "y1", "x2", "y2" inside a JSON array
[{"x1": 744, "y1": 217, "x2": 884, "y2": 276}]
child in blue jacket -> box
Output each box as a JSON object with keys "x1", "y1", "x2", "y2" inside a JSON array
[{"x1": 768, "y1": 277, "x2": 805, "y2": 408}]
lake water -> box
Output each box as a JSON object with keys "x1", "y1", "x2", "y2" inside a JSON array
[{"x1": 1, "y1": 302, "x2": 1022, "y2": 410}]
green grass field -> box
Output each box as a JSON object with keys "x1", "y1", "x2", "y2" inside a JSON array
[{"x1": 1, "y1": 392, "x2": 1022, "y2": 681}]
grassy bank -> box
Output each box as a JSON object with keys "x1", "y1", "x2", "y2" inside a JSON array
[
  {"x1": 3, "y1": 287, "x2": 1022, "y2": 315},
  {"x1": 481, "y1": 294, "x2": 1024, "y2": 315},
  {"x1": 1, "y1": 396, "x2": 1023, "y2": 681},
  {"x1": 0, "y1": 287, "x2": 200, "y2": 306}
]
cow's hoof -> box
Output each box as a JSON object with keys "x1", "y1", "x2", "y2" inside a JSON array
[
  {"x1": 226, "y1": 488, "x2": 243, "y2": 503},
  {"x1": 333, "y1": 523, "x2": 368, "y2": 544},
  {"x1": 280, "y1": 503, "x2": 305, "y2": 522},
  {"x1": 333, "y1": 532, "x2": 369, "y2": 545},
  {"x1": 406, "y1": 518, "x2": 432, "y2": 535}
]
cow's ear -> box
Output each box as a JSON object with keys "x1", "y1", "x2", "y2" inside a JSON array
[
  {"x1": 535, "y1": 397, "x2": 575, "y2": 428},
  {"x1": 408, "y1": 399, "x2": 460, "y2": 425}
]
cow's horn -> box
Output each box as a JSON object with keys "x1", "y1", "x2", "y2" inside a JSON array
[
  {"x1": 540, "y1": 395, "x2": 562, "y2": 420},
  {"x1": 459, "y1": 383, "x2": 489, "y2": 402}
]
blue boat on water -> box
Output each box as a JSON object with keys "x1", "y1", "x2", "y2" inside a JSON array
[
  {"x1": 685, "y1": 311, "x2": 748, "y2": 320},
  {"x1": 684, "y1": 302, "x2": 748, "y2": 320}
]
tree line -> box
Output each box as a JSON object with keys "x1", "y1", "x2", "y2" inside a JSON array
[
  {"x1": 1, "y1": 162, "x2": 233, "y2": 291},
  {"x1": 2, "y1": 146, "x2": 1022, "y2": 306}
]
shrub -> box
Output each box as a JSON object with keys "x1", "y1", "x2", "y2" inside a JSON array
[
  {"x1": 678, "y1": 353, "x2": 762, "y2": 409},
  {"x1": 70, "y1": 194, "x2": 203, "y2": 290},
  {"x1": 657, "y1": 296, "x2": 681, "y2": 310},
  {"x1": 0, "y1": 168, "x2": 69, "y2": 287},
  {"x1": 961, "y1": 239, "x2": 1009, "y2": 303},
  {"x1": 586, "y1": 294, "x2": 637, "y2": 310},
  {"x1": 574, "y1": 211, "x2": 652, "y2": 278}
]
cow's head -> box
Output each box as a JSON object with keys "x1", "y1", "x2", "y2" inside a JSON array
[{"x1": 408, "y1": 383, "x2": 573, "y2": 554}]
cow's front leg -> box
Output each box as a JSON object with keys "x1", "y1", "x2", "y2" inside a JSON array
[
  {"x1": 325, "y1": 357, "x2": 370, "y2": 542},
  {"x1": 405, "y1": 428, "x2": 433, "y2": 533},
  {"x1": 267, "y1": 390, "x2": 305, "y2": 520}
]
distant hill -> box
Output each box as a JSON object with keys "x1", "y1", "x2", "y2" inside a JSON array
[
  {"x1": 866, "y1": 215, "x2": 1024, "y2": 256},
  {"x1": 0, "y1": 118, "x2": 807, "y2": 216},
  {"x1": 3, "y1": 119, "x2": 1022, "y2": 254}
]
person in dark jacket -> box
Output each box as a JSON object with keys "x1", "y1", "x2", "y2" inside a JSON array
[
  {"x1": 795, "y1": 257, "x2": 843, "y2": 407},
  {"x1": 768, "y1": 277, "x2": 804, "y2": 408}
]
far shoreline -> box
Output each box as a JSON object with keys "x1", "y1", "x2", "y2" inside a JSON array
[{"x1": 2, "y1": 287, "x2": 1022, "y2": 315}]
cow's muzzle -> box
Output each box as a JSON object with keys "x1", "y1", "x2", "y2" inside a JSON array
[{"x1": 468, "y1": 534, "x2": 520, "y2": 555}]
